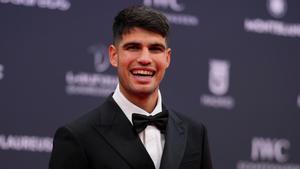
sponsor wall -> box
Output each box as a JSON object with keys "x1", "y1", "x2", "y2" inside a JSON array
[{"x1": 0, "y1": 0, "x2": 299, "y2": 169}]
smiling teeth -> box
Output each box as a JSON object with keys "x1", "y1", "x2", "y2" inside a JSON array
[{"x1": 132, "y1": 70, "x2": 153, "y2": 76}]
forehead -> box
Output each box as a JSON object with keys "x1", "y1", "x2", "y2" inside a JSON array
[{"x1": 118, "y1": 27, "x2": 167, "y2": 46}]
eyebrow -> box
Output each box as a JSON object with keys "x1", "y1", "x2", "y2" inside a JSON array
[
  {"x1": 149, "y1": 43, "x2": 166, "y2": 49},
  {"x1": 122, "y1": 41, "x2": 167, "y2": 49},
  {"x1": 122, "y1": 42, "x2": 141, "y2": 49}
]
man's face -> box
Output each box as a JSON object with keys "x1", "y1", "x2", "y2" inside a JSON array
[{"x1": 109, "y1": 27, "x2": 171, "y2": 99}]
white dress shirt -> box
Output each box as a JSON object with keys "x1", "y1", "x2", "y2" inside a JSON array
[{"x1": 112, "y1": 84, "x2": 165, "y2": 169}]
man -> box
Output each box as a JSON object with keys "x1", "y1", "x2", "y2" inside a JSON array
[{"x1": 49, "y1": 5, "x2": 212, "y2": 169}]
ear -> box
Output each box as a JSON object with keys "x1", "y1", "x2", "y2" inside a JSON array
[
  {"x1": 165, "y1": 48, "x2": 171, "y2": 68},
  {"x1": 109, "y1": 44, "x2": 118, "y2": 67}
]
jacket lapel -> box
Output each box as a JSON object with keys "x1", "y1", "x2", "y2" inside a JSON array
[
  {"x1": 93, "y1": 96, "x2": 155, "y2": 169},
  {"x1": 160, "y1": 109, "x2": 188, "y2": 169}
]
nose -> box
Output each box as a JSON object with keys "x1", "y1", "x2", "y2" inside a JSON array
[{"x1": 137, "y1": 47, "x2": 152, "y2": 65}]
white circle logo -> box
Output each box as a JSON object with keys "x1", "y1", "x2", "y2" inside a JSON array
[{"x1": 267, "y1": 0, "x2": 287, "y2": 18}]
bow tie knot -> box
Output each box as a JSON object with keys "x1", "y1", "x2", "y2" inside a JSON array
[{"x1": 132, "y1": 111, "x2": 168, "y2": 134}]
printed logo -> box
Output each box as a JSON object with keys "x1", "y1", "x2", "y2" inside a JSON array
[
  {"x1": 237, "y1": 137, "x2": 300, "y2": 169},
  {"x1": 143, "y1": 0, "x2": 199, "y2": 26},
  {"x1": 244, "y1": 0, "x2": 300, "y2": 38},
  {"x1": 0, "y1": 64, "x2": 4, "y2": 80},
  {"x1": 144, "y1": 0, "x2": 184, "y2": 12},
  {"x1": 0, "y1": 134, "x2": 53, "y2": 153},
  {"x1": 0, "y1": 0, "x2": 71, "y2": 11},
  {"x1": 267, "y1": 0, "x2": 287, "y2": 18},
  {"x1": 209, "y1": 60, "x2": 230, "y2": 96},
  {"x1": 251, "y1": 137, "x2": 290, "y2": 163},
  {"x1": 200, "y1": 59, "x2": 235, "y2": 109},
  {"x1": 89, "y1": 44, "x2": 110, "y2": 73},
  {"x1": 65, "y1": 43, "x2": 118, "y2": 97}
]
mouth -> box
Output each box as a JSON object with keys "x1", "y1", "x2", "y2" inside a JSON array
[{"x1": 131, "y1": 69, "x2": 155, "y2": 77}]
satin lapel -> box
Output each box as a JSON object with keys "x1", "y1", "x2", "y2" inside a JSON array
[
  {"x1": 93, "y1": 97, "x2": 155, "y2": 169},
  {"x1": 160, "y1": 109, "x2": 187, "y2": 169}
]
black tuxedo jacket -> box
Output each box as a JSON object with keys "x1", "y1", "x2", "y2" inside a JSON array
[{"x1": 49, "y1": 96, "x2": 213, "y2": 169}]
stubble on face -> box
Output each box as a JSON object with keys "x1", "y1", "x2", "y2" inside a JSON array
[{"x1": 109, "y1": 27, "x2": 171, "y2": 111}]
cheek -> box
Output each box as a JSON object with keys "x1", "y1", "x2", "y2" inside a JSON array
[
  {"x1": 117, "y1": 57, "x2": 129, "y2": 68},
  {"x1": 118, "y1": 52, "x2": 135, "y2": 67},
  {"x1": 157, "y1": 57, "x2": 169, "y2": 69},
  {"x1": 118, "y1": 60, "x2": 132, "y2": 78}
]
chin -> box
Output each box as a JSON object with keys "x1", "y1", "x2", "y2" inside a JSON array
[{"x1": 131, "y1": 86, "x2": 157, "y2": 96}]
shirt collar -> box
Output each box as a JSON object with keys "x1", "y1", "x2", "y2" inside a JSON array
[{"x1": 112, "y1": 84, "x2": 162, "y2": 124}]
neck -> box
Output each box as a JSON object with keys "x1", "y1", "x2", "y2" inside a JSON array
[{"x1": 119, "y1": 87, "x2": 159, "y2": 113}]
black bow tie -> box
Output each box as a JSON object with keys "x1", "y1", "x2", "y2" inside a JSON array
[{"x1": 132, "y1": 111, "x2": 168, "y2": 134}]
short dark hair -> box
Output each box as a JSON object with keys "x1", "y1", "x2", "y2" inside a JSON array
[{"x1": 113, "y1": 5, "x2": 170, "y2": 44}]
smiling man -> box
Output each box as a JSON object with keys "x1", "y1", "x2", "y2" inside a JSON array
[
  {"x1": 109, "y1": 26, "x2": 170, "y2": 113},
  {"x1": 49, "y1": 5, "x2": 213, "y2": 169}
]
